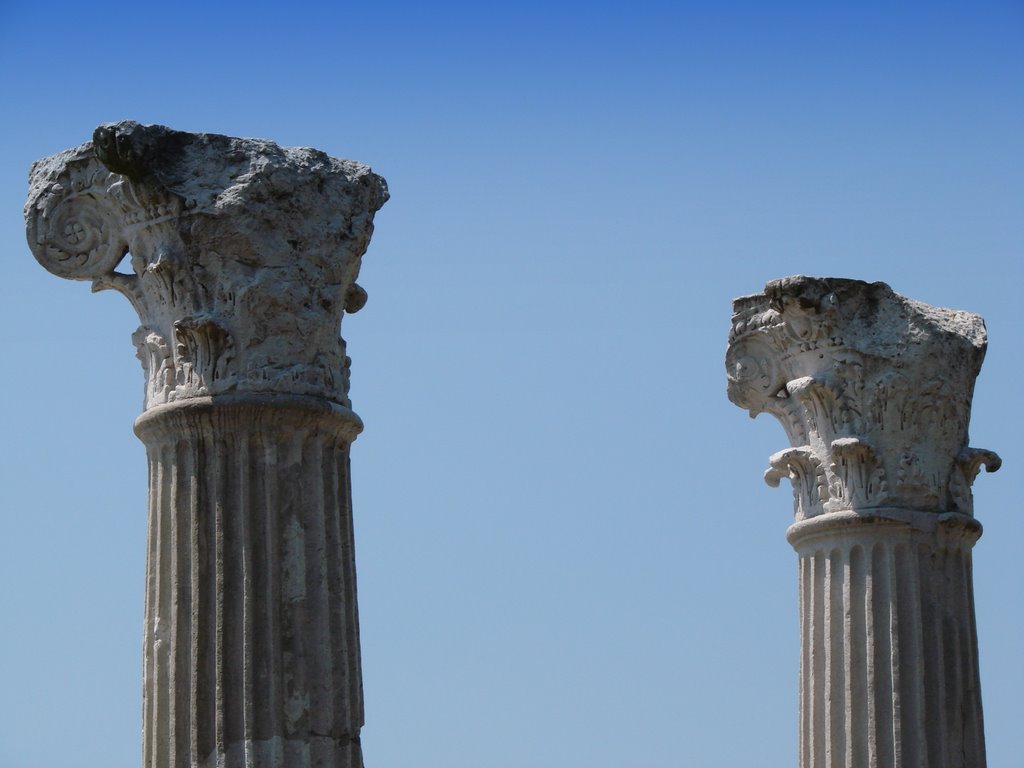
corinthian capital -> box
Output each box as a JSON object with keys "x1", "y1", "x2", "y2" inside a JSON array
[
  {"x1": 726, "y1": 276, "x2": 1000, "y2": 518},
  {"x1": 25, "y1": 120, "x2": 388, "y2": 410}
]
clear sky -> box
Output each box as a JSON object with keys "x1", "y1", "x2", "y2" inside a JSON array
[{"x1": 1, "y1": 1, "x2": 1021, "y2": 766}]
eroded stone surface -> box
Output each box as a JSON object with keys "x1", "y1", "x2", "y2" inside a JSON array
[
  {"x1": 727, "y1": 276, "x2": 1001, "y2": 768},
  {"x1": 27, "y1": 123, "x2": 387, "y2": 768},
  {"x1": 726, "y1": 276, "x2": 1000, "y2": 518},
  {"x1": 26, "y1": 120, "x2": 388, "y2": 409}
]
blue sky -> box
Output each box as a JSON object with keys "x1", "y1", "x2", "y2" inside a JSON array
[{"x1": 1, "y1": 2, "x2": 1021, "y2": 766}]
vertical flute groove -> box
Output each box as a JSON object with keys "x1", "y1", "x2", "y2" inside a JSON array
[
  {"x1": 943, "y1": 550, "x2": 962, "y2": 764},
  {"x1": 812, "y1": 550, "x2": 826, "y2": 768},
  {"x1": 827, "y1": 547, "x2": 846, "y2": 767},
  {"x1": 189, "y1": 436, "x2": 203, "y2": 763},
  {"x1": 848, "y1": 546, "x2": 868, "y2": 768},
  {"x1": 896, "y1": 543, "x2": 924, "y2": 767},
  {"x1": 326, "y1": 445, "x2": 346, "y2": 738},
  {"x1": 264, "y1": 436, "x2": 284, "y2": 748},
  {"x1": 864, "y1": 543, "x2": 878, "y2": 768},
  {"x1": 344, "y1": 452, "x2": 364, "y2": 734},
  {"x1": 168, "y1": 441, "x2": 183, "y2": 768},
  {"x1": 961, "y1": 550, "x2": 985, "y2": 767},
  {"x1": 167, "y1": 443, "x2": 180, "y2": 768},
  {"x1": 920, "y1": 543, "x2": 945, "y2": 767},
  {"x1": 306, "y1": 437, "x2": 331, "y2": 740},
  {"x1": 241, "y1": 433, "x2": 254, "y2": 762},
  {"x1": 873, "y1": 541, "x2": 895, "y2": 768},
  {"x1": 155, "y1": 442, "x2": 171, "y2": 768},
  {"x1": 181, "y1": 439, "x2": 195, "y2": 768},
  {"x1": 800, "y1": 556, "x2": 811, "y2": 768},
  {"x1": 223, "y1": 435, "x2": 239, "y2": 751},
  {"x1": 213, "y1": 436, "x2": 227, "y2": 761},
  {"x1": 843, "y1": 545, "x2": 854, "y2": 768},
  {"x1": 143, "y1": 447, "x2": 157, "y2": 768}
]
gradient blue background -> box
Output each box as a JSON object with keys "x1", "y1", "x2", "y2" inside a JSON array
[{"x1": 1, "y1": 1, "x2": 1021, "y2": 766}]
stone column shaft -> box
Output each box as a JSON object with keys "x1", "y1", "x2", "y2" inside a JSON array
[
  {"x1": 26, "y1": 121, "x2": 388, "y2": 767},
  {"x1": 726, "y1": 276, "x2": 1000, "y2": 768},
  {"x1": 792, "y1": 512, "x2": 984, "y2": 768},
  {"x1": 138, "y1": 399, "x2": 364, "y2": 767}
]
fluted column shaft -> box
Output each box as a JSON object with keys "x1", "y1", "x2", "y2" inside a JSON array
[
  {"x1": 790, "y1": 510, "x2": 984, "y2": 768},
  {"x1": 136, "y1": 397, "x2": 364, "y2": 768},
  {"x1": 726, "y1": 276, "x2": 1000, "y2": 768}
]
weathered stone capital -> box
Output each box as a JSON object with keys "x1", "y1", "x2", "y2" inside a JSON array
[
  {"x1": 727, "y1": 276, "x2": 1000, "y2": 519},
  {"x1": 25, "y1": 120, "x2": 388, "y2": 412}
]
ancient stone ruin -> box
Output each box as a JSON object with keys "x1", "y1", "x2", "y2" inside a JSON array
[
  {"x1": 26, "y1": 121, "x2": 388, "y2": 768},
  {"x1": 727, "y1": 276, "x2": 1000, "y2": 768},
  {"x1": 26, "y1": 122, "x2": 1003, "y2": 768}
]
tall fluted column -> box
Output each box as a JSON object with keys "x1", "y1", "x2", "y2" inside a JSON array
[
  {"x1": 26, "y1": 121, "x2": 388, "y2": 768},
  {"x1": 726, "y1": 277, "x2": 1000, "y2": 768}
]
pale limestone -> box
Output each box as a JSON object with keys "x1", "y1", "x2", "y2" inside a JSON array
[
  {"x1": 26, "y1": 120, "x2": 387, "y2": 410},
  {"x1": 26, "y1": 121, "x2": 388, "y2": 768},
  {"x1": 727, "y1": 276, "x2": 1000, "y2": 768}
]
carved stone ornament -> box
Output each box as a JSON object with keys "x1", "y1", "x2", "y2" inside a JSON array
[
  {"x1": 28, "y1": 123, "x2": 389, "y2": 768},
  {"x1": 726, "y1": 276, "x2": 1000, "y2": 518},
  {"x1": 25, "y1": 120, "x2": 389, "y2": 410}
]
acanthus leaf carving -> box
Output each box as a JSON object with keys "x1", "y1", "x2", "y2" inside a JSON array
[
  {"x1": 764, "y1": 447, "x2": 827, "y2": 520},
  {"x1": 132, "y1": 327, "x2": 174, "y2": 407},
  {"x1": 26, "y1": 121, "x2": 389, "y2": 412},
  {"x1": 727, "y1": 277, "x2": 997, "y2": 518},
  {"x1": 173, "y1": 316, "x2": 235, "y2": 398},
  {"x1": 826, "y1": 437, "x2": 888, "y2": 512},
  {"x1": 948, "y1": 447, "x2": 1002, "y2": 515}
]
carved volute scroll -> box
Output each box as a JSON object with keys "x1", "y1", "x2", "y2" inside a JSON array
[
  {"x1": 26, "y1": 120, "x2": 389, "y2": 410},
  {"x1": 726, "y1": 276, "x2": 1000, "y2": 519}
]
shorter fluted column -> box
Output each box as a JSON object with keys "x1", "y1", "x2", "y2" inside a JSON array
[
  {"x1": 726, "y1": 277, "x2": 1000, "y2": 768},
  {"x1": 789, "y1": 510, "x2": 983, "y2": 768}
]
